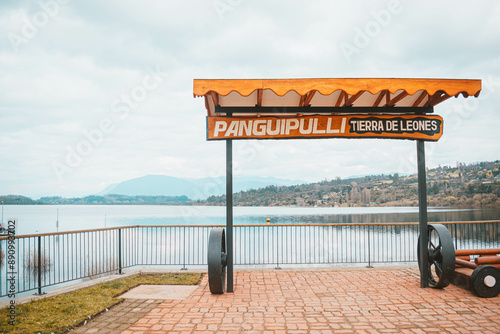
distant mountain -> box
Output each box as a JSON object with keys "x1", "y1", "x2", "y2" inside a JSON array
[
  {"x1": 98, "y1": 175, "x2": 305, "y2": 200},
  {"x1": 0, "y1": 195, "x2": 42, "y2": 205}
]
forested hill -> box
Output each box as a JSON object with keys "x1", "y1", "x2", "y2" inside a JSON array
[{"x1": 205, "y1": 160, "x2": 500, "y2": 207}]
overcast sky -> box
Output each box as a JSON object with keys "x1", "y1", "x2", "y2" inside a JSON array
[{"x1": 0, "y1": 0, "x2": 499, "y2": 198}]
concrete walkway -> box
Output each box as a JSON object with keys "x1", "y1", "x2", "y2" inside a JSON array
[
  {"x1": 77, "y1": 267, "x2": 500, "y2": 333},
  {"x1": 72, "y1": 299, "x2": 164, "y2": 334}
]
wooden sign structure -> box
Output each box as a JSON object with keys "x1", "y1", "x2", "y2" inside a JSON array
[
  {"x1": 207, "y1": 114, "x2": 443, "y2": 141},
  {"x1": 194, "y1": 78, "x2": 482, "y2": 293}
]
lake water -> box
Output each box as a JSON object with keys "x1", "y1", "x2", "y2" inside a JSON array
[
  {"x1": 2, "y1": 205, "x2": 500, "y2": 235},
  {"x1": 1, "y1": 205, "x2": 499, "y2": 301}
]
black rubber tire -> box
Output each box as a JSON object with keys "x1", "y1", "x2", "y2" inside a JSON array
[{"x1": 208, "y1": 228, "x2": 226, "y2": 294}]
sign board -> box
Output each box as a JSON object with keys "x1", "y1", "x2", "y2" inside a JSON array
[{"x1": 207, "y1": 115, "x2": 443, "y2": 141}]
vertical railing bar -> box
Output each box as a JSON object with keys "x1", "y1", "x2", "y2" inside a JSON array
[
  {"x1": 169, "y1": 227, "x2": 172, "y2": 265},
  {"x1": 19, "y1": 238, "x2": 22, "y2": 293},
  {"x1": 37, "y1": 236, "x2": 42, "y2": 295},
  {"x1": 176, "y1": 227, "x2": 179, "y2": 266},
  {"x1": 250, "y1": 226, "x2": 257, "y2": 265},
  {"x1": 252, "y1": 226, "x2": 254, "y2": 265},
  {"x1": 367, "y1": 225, "x2": 371, "y2": 268},
  {"x1": 86, "y1": 232, "x2": 89, "y2": 277},
  {"x1": 342, "y1": 225, "x2": 345, "y2": 263},
  {"x1": 123, "y1": 228, "x2": 125, "y2": 268},
  {"x1": 54, "y1": 234, "x2": 57, "y2": 285},
  {"x1": 164, "y1": 227, "x2": 171, "y2": 264},
  {"x1": 100, "y1": 230, "x2": 103, "y2": 274},
  {"x1": 93, "y1": 231, "x2": 96, "y2": 275},
  {"x1": 195, "y1": 227, "x2": 198, "y2": 265},
  {"x1": 16, "y1": 238, "x2": 20, "y2": 293},
  {"x1": 123, "y1": 228, "x2": 126, "y2": 269},
  {"x1": 73, "y1": 233, "x2": 75, "y2": 280},
  {"x1": 349, "y1": 226, "x2": 352, "y2": 263},
  {"x1": 181, "y1": 227, "x2": 187, "y2": 270},
  {"x1": 45, "y1": 235, "x2": 48, "y2": 287},
  {"x1": 252, "y1": 226, "x2": 255, "y2": 265},
  {"x1": 81, "y1": 232, "x2": 84, "y2": 278},
  {"x1": 118, "y1": 228, "x2": 122, "y2": 274},
  {"x1": 187, "y1": 226, "x2": 190, "y2": 266},
  {"x1": 55, "y1": 234, "x2": 58, "y2": 285},
  {"x1": 265, "y1": 226, "x2": 268, "y2": 264},
  {"x1": 239, "y1": 227, "x2": 246, "y2": 265},
  {"x1": 60, "y1": 234, "x2": 64, "y2": 283},
  {"x1": 73, "y1": 233, "x2": 76, "y2": 280},
  {"x1": 288, "y1": 226, "x2": 291, "y2": 264},
  {"x1": 312, "y1": 226, "x2": 316, "y2": 264},
  {"x1": 387, "y1": 225, "x2": 391, "y2": 263},
  {"x1": 400, "y1": 225, "x2": 403, "y2": 262},
  {"x1": 160, "y1": 227, "x2": 163, "y2": 265}
]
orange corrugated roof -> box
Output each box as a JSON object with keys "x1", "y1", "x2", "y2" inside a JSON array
[{"x1": 193, "y1": 78, "x2": 481, "y2": 116}]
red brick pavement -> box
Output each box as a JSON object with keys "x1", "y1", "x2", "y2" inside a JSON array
[{"x1": 123, "y1": 267, "x2": 500, "y2": 333}]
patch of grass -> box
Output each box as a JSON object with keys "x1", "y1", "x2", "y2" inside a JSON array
[{"x1": 0, "y1": 273, "x2": 202, "y2": 334}]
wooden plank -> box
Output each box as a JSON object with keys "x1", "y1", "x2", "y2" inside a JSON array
[
  {"x1": 345, "y1": 90, "x2": 365, "y2": 106},
  {"x1": 209, "y1": 91, "x2": 219, "y2": 107},
  {"x1": 335, "y1": 91, "x2": 346, "y2": 107},
  {"x1": 372, "y1": 90, "x2": 386, "y2": 107},
  {"x1": 387, "y1": 91, "x2": 409, "y2": 106},
  {"x1": 304, "y1": 90, "x2": 316, "y2": 106},
  {"x1": 257, "y1": 89, "x2": 263, "y2": 107},
  {"x1": 204, "y1": 95, "x2": 211, "y2": 115},
  {"x1": 298, "y1": 94, "x2": 307, "y2": 107},
  {"x1": 412, "y1": 91, "x2": 428, "y2": 107}
]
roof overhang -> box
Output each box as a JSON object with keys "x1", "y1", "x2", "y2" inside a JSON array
[{"x1": 193, "y1": 78, "x2": 481, "y2": 116}]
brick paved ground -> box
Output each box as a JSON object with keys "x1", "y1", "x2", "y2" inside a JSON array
[{"x1": 119, "y1": 267, "x2": 500, "y2": 334}]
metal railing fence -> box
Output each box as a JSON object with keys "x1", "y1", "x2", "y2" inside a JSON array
[{"x1": 0, "y1": 221, "x2": 498, "y2": 298}]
